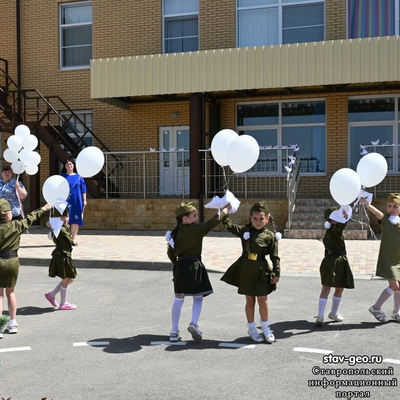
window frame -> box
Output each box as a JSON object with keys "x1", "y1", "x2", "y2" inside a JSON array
[
  {"x1": 60, "y1": 110, "x2": 93, "y2": 147},
  {"x1": 59, "y1": 1, "x2": 92, "y2": 70},
  {"x1": 236, "y1": 98, "x2": 327, "y2": 177},
  {"x1": 348, "y1": 94, "x2": 400, "y2": 174},
  {"x1": 162, "y1": 0, "x2": 199, "y2": 54},
  {"x1": 236, "y1": 0, "x2": 326, "y2": 47},
  {"x1": 346, "y1": 0, "x2": 400, "y2": 39}
]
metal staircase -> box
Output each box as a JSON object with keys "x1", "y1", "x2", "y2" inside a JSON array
[{"x1": 0, "y1": 58, "x2": 121, "y2": 203}]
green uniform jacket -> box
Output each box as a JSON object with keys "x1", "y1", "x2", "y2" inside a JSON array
[
  {"x1": 376, "y1": 215, "x2": 400, "y2": 280},
  {"x1": 0, "y1": 208, "x2": 45, "y2": 288},
  {"x1": 0, "y1": 208, "x2": 45, "y2": 252},
  {"x1": 320, "y1": 222, "x2": 354, "y2": 289},
  {"x1": 167, "y1": 212, "x2": 227, "y2": 264},
  {"x1": 221, "y1": 218, "x2": 280, "y2": 296},
  {"x1": 49, "y1": 225, "x2": 76, "y2": 279}
]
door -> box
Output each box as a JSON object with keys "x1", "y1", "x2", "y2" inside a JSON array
[{"x1": 159, "y1": 126, "x2": 190, "y2": 196}]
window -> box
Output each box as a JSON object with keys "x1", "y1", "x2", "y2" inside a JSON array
[
  {"x1": 60, "y1": 2, "x2": 92, "y2": 69},
  {"x1": 163, "y1": 0, "x2": 199, "y2": 53},
  {"x1": 348, "y1": 97, "x2": 400, "y2": 173},
  {"x1": 61, "y1": 111, "x2": 93, "y2": 147},
  {"x1": 347, "y1": 0, "x2": 398, "y2": 39},
  {"x1": 237, "y1": 0, "x2": 324, "y2": 47},
  {"x1": 237, "y1": 100, "x2": 326, "y2": 174}
]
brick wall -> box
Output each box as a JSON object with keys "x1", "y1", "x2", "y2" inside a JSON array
[
  {"x1": 82, "y1": 198, "x2": 288, "y2": 232},
  {"x1": 200, "y1": 1, "x2": 236, "y2": 50},
  {"x1": 326, "y1": 0, "x2": 347, "y2": 40}
]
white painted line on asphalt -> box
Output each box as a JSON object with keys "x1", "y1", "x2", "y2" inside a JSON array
[
  {"x1": 73, "y1": 341, "x2": 110, "y2": 347},
  {"x1": 293, "y1": 347, "x2": 333, "y2": 355},
  {"x1": 0, "y1": 346, "x2": 32, "y2": 353},
  {"x1": 150, "y1": 341, "x2": 187, "y2": 346},
  {"x1": 218, "y1": 343, "x2": 256, "y2": 349},
  {"x1": 383, "y1": 358, "x2": 400, "y2": 365}
]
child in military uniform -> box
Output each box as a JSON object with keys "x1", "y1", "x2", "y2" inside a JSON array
[
  {"x1": 315, "y1": 206, "x2": 354, "y2": 327},
  {"x1": 0, "y1": 198, "x2": 51, "y2": 337},
  {"x1": 45, "y1": 208, "x2": 77, "y2": 310},
  {"x1": 221, "y1": 202, "x2": 280, "y2": 343},
  {"x1": 167, "y1": 201, "x2": 231, "y2": 342},
  {"x1": 361, "y1": 193, "x2": 400, "y2": 323}
]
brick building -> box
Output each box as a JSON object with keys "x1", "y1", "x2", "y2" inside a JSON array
[{"x1": 1, "y1": 1, "x2": 400, "y2": 231}]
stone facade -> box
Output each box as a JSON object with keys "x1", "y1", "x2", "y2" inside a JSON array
[{"x1": 81, "y1": 198, "x2": 287, "y2": 232}]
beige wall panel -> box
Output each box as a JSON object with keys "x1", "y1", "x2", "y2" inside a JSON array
[{"x1": 92, "y1": 37, "x2": 400, "y2": 99}]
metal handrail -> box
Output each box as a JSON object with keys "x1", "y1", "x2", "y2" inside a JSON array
[{"x1": 286, "y1": 154, "x2": 301, "y2": 230}]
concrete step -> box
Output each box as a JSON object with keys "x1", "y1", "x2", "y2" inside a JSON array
[
  {"x1": 295, "y1": 198, "x2": 337, "y2": 206},
  {"x1": 283, "y1": 229, "x2": 368, "y2": 240},
  {"x1": 287, "y1": 221, "x2": 363, "y2": 230}
]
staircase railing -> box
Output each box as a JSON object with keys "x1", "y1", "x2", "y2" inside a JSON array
[
  {"x1": 286, "y1": 153, "x2": 301, "y2": 229},
  {"x1": 0, "y1": 61, "x2": 122, "y2": 197}
]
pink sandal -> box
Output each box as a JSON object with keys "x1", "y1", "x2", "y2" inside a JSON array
[
  {"x1": 59, "y1": 302, "x2": 77, "y2": 310},
  {"x1": 45, "y1": 293, "x2": 58, "y2": 307}
]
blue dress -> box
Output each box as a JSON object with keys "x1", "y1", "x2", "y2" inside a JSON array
[{"x1": 61, "y1": 173, "x2": 87, "y2": 226}]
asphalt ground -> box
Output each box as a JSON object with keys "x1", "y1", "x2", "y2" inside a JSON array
[{"x1": 0, "y1": 266, "x2": 399, "y2": 400}]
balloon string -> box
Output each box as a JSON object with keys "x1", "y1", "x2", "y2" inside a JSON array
[
  {"x1": 212, "y1": 166, "x2": 233, "y2": 196},
  {"x1": 15, "y1": 174, "x2": 25, "y2": 219},
  {"x1": 351, "y1": 202, "x2": 377, "y2": 240}
]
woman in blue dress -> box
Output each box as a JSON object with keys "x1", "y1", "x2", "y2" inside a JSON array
[{"x1": 61, "y1": 159, "x2": 87, "y2": 246}]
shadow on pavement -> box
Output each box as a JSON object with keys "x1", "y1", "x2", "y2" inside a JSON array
[
  {"x1": 271, "y1": 319, "x2": 383, "y2": 339},
  {"x1": 89, "y1": 334, "x2": 255, "y2": 353},
  {"x1": 16, "y1": 306, "x2": 56, "y2": 315}
]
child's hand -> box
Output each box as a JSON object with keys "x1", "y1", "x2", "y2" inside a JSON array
[
  {"x1": 271, "y1": 276, "x2": 280, "y2": 284},
  {"x1": 42, "y1": 203, "x2": 51, "y2": 212}
]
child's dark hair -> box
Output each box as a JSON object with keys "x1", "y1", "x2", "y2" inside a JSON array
[
  {"x1": 268, "y1": 213, "x2": 277, "y2": 234},
  {"x1": 0, "y1": 212, "x2": 9, "y2": 224},
  {"x1": 170, "y1": 212, "x2": 192, "y2": 242}
]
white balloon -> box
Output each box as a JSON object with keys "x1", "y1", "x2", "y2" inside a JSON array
[
  {"x1": 7, "y1": 135, "x2": 23, "y2": 152},
  {"x1": 42, "y1": 175, "x2": 70, "y2": 205},
  {"x1": 227, "y1": 135, "x2": 260, "y2": 173},
  {"x1": 14, "y1": 124, "x2": 30, "y2": 139},
  {"x1": 329, "y1": 168, "x2": 361, "y2": 205},
  {"x1": 356, "y1": 153, "x2": 388, "y2": 188},
  {"x1": 25, "y1": 164, "x2": 38, "y2": 176},
  {"x1": 23, "y1": 135, "x2": 38, "y2": 151},
  {"x1": 3, "y1": 148, "x2": 19, "y2": 163},
  {"x1": 211, "y1": 129, "x2": 238, "y2": 167},
  {"x1": 23, "y1": 151, "x2": 41, "y2": 167},
  {"x1": 76, "y1": 146, "x2": 105, "y2": 178},
  {"x1": 11, "y1": 160, "x2": 25, "y2": 174}
]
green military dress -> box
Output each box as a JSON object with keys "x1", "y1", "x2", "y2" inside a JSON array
[
  {"x1": 375, "y1": 215, "x2": 400, "y2": 280},
  {"x1": 221, "y1": 218, "x2": 280, "y2": 296},
  {"x1": 0, "y1": 208, "x2": 45, "y2": 288},
  {"x1": 48, "y1": 225, "x2": 77, "y2": 279},
  {"x1": 167, "y1": 212, "x2": 227, "y2": 297},
  {"x1": 319, "y1": 222, "x2": 354, "y2": 289}
]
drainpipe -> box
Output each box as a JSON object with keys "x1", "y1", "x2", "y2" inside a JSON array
[{"x1": 16, "y1": 0, "x2": 22, "y2": 120}]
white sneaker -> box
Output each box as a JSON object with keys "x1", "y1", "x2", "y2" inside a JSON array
[
  {"x1": 262, "y1": 327, "x2": 275, "y2": 343},
  {"x1": 328, "y1": 312, "x2": 344, "y2": 322},
  {"x1": 391, "y1": 312, "x2": 400, "y2": 323},
  {"x1": 169, "y1": 331, "x2": 181, "y2": 342},
  {"x1": 187, "y1": 322, "x2": 202, "y2": 340},
  {"x1": 315, "y1": 316, "x2": 324, "y2": 326},
  {"x1": 368, "y1": 306, "x2": 388, "y2": 323},
  {"x1": 0, "y1": 331, "x2": 3, "y2": 339},
  {"x1": 247, "y1": 327, "x2": 264, "y2": 343},
  {"x1": 7, "y1": 323, "x2": 18, "y2": 334}
]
